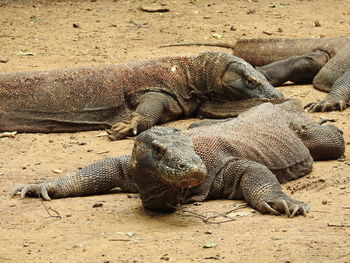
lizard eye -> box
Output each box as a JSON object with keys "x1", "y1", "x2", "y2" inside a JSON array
[
  {"x1": 153, "y1": 143, "x2": 166, "y2": 160},
  {"x1": 245, "y1": 76, "x2": 257, "y2": 87},
  {"x1": 177, "y1": 163, "x2": 186, "y2": 170}
]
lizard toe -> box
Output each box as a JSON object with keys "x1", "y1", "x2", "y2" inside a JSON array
[
  {"x1": 258, "y1": 197, "x2": 309, "y2": 217},
  {"x1": 108, "y1": 121, "x2": 139, "y2": 140},
  {"x1": 304, "y1": 102, "x2": 318, "y2": 113},
  {"x1": 306, "y1": 100, "x2": 347, "y2": 112},
  {"x1": 339, "y1": 101, "x2": 347, "y2": 111},
  {"x1": 12, "y1": 184, "x2": 52, "y2": 200},
  {"x1": 259, "y1": 201, "x2": 281, "y2": 215},
  {"x1": 11, "y1": 185, "x2": 25, "y2": 198},
  {"x1": 321, "y1": 102, "x2": 336, "y2": 112}
]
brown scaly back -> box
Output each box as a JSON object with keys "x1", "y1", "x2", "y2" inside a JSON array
[{"x1": 232, "y1": 38, "x2": 350, "y2": 66}]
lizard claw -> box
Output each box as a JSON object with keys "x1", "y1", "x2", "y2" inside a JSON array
[
  {"x1": 11, "y1": 184, "x2": 52, "y2": 200},
  {"x1": 256, "y1": 197, "x2": 309, "y2": 217},
  {"x1": 107, "y1": 113, "x2": 143, "y2": 141},
  {"x1": 305, "y1": 100, "x2": 347, "y2": 112},
  {"x1": 260, "y1": 202, "x2": 281, "y2": 215},
  {"x1": 107, "y1": 122, "x2": 135, "y2": 141}
]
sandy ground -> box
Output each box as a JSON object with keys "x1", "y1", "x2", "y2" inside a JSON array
[{"x1": 1, "y1": 0, "x2": 350, "y2": 262}]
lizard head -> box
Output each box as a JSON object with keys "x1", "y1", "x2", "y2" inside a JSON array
[
  {"x1": 219, "y1": 59, "x2": 283, "y2": 100},
  {"x1": 295, "y1": 121, "x2": 345, "y2": 161},
  {"x1": 130, "y1": 126, "x2": 207, "y2": 189}
]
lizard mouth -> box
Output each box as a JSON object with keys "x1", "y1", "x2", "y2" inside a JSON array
[{"x1": 173, "y1": 172, "x2": 205, "y2": 188}]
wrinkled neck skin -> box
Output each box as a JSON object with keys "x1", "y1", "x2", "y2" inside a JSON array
[
  {"x1": 278, "y1": 99, "x2": 313, "y2": 128},
  {"x1": 188, "y1": 52, "x2": 233, "y2": 101},
  {"x1": 133, "y1": 167, "x2": 187, "y2": 212},
  {"x1": 280, "y1": 100, "x2": 345, "y2": 160},
  {"x1": 292, "y1": 121, "x2": 345, "y2": 161}
]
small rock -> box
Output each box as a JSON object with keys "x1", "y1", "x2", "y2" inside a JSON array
[
  {"x1": 139, "y1": 5, "x2": 170, "y2": 13},
  {"x1": 92, "y1": 203, "x2": 103, "y2": 208},
  {"x1": 322, "y1": 200, "x2": 327, "y2": 205},
  {"x1": 210, "y1": 33, "x2": 223, "y2": 39},
  {"x1": 23, "y1": 242, "x2": 30, "y2": 247},
  {"x1": 73, "y1": 23, "x2": 80, "y2": 28},
  {"x1": 262, "y1": 31, "x2": 273, "y2": 35},
  {"x1": 160, "y1": 253, "x2": 170, "y2": 261},
  {"x1": 315, "y1": 20, "x2": 321, "y2": 27},
  {"x1": 203, "y1": 242, "x2": 217, "y2": 248}
]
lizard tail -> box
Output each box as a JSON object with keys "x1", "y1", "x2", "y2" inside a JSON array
[{"x1": 159, "y1": 42, "x2": 237, "y2": 50}]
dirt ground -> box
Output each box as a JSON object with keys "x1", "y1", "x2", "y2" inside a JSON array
[{"x1": 1, "y1": 0, "x2": 350, "y2": 262}]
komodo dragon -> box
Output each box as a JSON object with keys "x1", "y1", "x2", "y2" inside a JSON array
[
  {"x1": 162, "y1": 38, "x2": 350, "y2": 112},
  {"x1": 12, "y1": 100, "x2": 345, "y2": 217},
  {"x1": 0, "y1": 51, "x2": 282, "y2": 140}
]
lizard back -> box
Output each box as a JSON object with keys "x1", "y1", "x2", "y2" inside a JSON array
[
  {"x1": 233, "y1": 38, "x2": 350, "y2": 66},
  {"x1": 0, "y1": 52, "x2": 238, "y2": 132},
  {"x1": 184, "y1": 101, "x2": 313, "y2": 184}
]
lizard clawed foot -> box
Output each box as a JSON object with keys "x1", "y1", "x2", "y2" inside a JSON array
[
  {"x1": 11, "y1": 183, "x2": 52, "y2": 200},
  {"x1": 107, "y1": 113, "x2": 143, "y2": 141},
  {"x1": 305, "y1": 100, "x2": 347, "y2": 113},
  {"x1": 256, "y1": 197, "x2": 309, "y2": 217}
]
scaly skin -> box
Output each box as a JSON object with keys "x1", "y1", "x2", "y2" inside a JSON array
[
  {"x1": 0, "y1": 52, "x2": 282, "y2": 139},
  {"x1": 12, "y1": 100, "x2": 345, "y2": 217},
  {"x1": 162, "y1": 38, "x2": 350, "y2": 112}
]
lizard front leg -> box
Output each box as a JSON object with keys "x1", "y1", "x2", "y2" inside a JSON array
[
  {"x1": 223, "y1": 160, "x2": 309, "y2": 217},
  {"x1": 306, "y1": 70, "x2": 350, "y2": 112},
  {"x1": 12, "y1": 155, "x2": 137, "y2": 200},
  {"x1": 107, "y1": 92, "x2": 183, "y2": 140}
]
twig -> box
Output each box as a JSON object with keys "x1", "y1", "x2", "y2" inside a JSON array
[
  {"x1": 0, "y1": 131, "x2": 17, "y2": 138},
  {"x1": 327, "y1": 223, "x2": 350, "y2": 228},
  {"x1": 40, "y1": 199, "x2": 62, "y2": 219},
  {"x1": 108, "y1": 238, "x2": 131, "y2": 242},
  {"x1": 177, "y1": 203, "x2": 248, "y2": 224}
]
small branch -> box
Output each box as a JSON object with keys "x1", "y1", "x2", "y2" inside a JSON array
[
  {"x1": 177, "y1": 203, "x2": 249, "y2": 224},
  {"x1": 108, "y1": 239, "x2": 131, "y2": 242},
  {"x1": 40, "y1": 199, "x2": 62, "y2": 219},
  {"x1": 327, "y1": 223, "x2": 350, "y2": 228},
  {"x1": 0, "y1": 131, "x2": 17, "y2": 138}
]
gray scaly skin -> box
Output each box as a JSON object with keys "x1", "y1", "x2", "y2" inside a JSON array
[
  {"x1": 0, "y1": 52, "x2": 281, "y2": 140},
  {"x1": 162, "y1": 38, "x2": 350, "y2": 112},
  {"x1": 12, "y1": 100, "x2": 345, "y2": 217}
]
